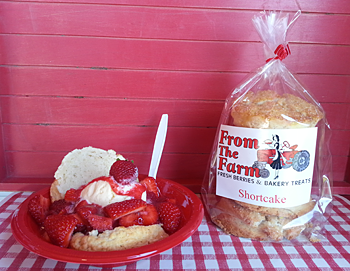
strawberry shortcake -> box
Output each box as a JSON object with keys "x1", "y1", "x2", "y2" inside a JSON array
[{"x1": 27, "y1": 147, "x2": 182, "y2": 251}]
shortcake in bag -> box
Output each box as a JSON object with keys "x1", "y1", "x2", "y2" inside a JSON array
[{"x1": 201, "y1": 11, "x2": 333, "y2": 242}]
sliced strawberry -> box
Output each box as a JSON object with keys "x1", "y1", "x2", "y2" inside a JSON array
[
  {"x1": 74, "y1": 199, "x2": 89, "y2": 209},
  {"x1": 104, "y1": 199, "x2": 147, "y2": 220},
  {"x1": 49, "y1": 199, "x2": 74, "y2": 215},
  {"x1": 109, "y1": 160, "x2": 138, "y2": 185},
  {"x1": 44, "y1": 214, "x2": 78, "y2": 248},
  {"x1": 118, "y1": 204, "x2": 158, "y2": 227},
  {"x1": 70, "y1": 213, "x2": 87, "y2": 233},
  {"x1": 140, "y1": 204, "x2": 158, "y2": 226},
  {"x1": 75, "y1": 204, "x2": 99, "y2": 224},
  {"x1": 118, "y1": 213, "x2": 140, "y2": 227},
  {"x1": 28, "y1": 194, "x2": 51, "y2": 227},
  {"x1": 157, "y1": 202, "x2": 181, "y2": 234},
  {"x1": 87, "y1": 215, "x2": 113, "y2": 232},
  {"x1": 140, "y1": 177, "x2": 160, "y2": 198},
  {"x1": 65, "y1": 187, "x2": 83, "y2": 202}
]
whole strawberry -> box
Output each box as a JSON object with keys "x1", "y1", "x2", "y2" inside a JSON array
[
  {"x1": 109, "y1": 160, "x2": 138, "y2": 185},
  {"x1": 44, "y1": 214, "x2": 78, "y2": 248},
  {"x1": 157, "y1": 202, "x2": 181, "y2": 234}
]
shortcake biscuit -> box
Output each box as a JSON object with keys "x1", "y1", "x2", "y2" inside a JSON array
[
  {"x1": 70, "y1": 224, "x2": 169, "y2": 251},
  {"x1": 235, "y1": 200, "x2": 316, "y2": 219},
  {"x1": 212, "y1": 197, "x2": 311, "y2": 241},
  {"x1": 231, "y1": 90, "x2": 323, "y2": 129},
  {"x1": 50, "y1": 146, "x2": 124, "y2": 201}
]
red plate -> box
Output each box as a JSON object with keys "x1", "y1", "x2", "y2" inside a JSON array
[{"x1": 11, "y1": 177, "x2": 204, "y2": 267}]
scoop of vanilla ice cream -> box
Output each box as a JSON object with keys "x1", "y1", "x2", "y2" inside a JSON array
[
  {"x1": 80, "y1": 180, "x2": 130, "y2": 207},
  {"x1": 80, "y1": 180, "x2": 147, "y2": 207}
]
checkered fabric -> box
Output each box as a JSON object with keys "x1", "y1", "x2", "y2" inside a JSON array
[{"x1": 1, "y1": 192, "x2": 350, "y2": 271}]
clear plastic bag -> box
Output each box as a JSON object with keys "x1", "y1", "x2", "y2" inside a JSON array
[{"x1": 201, "y1": 10, "x2": 333, "y2": 242}]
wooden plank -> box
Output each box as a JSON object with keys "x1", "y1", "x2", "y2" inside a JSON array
[
  {"x1": 1, "y1": 66, "x2": 349, "y2": 103},
  {"x1": 0, "y1": 96, "x2": 224, "y2": 127},
  {"x1": 3, "y1": 124, "x2": 216, "y2": 154},
  {"x1": 330, "y1": 130, "x2": 350, "y2": 157},
  {"x1": 296, "y1": 74, "x2": 350, "y2": 104},
  {"x1": 0, "y1": 66, "x2": 244, "y2": 101},
  {"x1": 330, "y1": 130, "x2": 350, "y2": 156},
  {"x1": 332, "y1": 156, "x2": 350, "y2": 182},
  {"x1": 1, "y1": 97, "x2": 347, "y2": 131},
  {"x1": 294, "y1": 13, "x2": 350, "y2": 45},
  {"x1": 1, "y1": 35, "x2": 350, "y2": 75},
  {"x1": 298, "y1": 0, "x2": 350, "y2": 14},
  {"x1": 1, "y1": 2, "x2": 350, "y2": 45},
  {"x1": 0, "y1": 34, "x2": 263, "y2": 72},
  {"x1": 0, "y1": 0, "x2": 302, "y2": 12},
  {"x1": 322, "y1": 103, "x2": 350, "y2": 130}
]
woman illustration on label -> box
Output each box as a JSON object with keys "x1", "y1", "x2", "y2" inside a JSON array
[{"x1": 270, "y1": 134, "x2": 282, "y2": 179}]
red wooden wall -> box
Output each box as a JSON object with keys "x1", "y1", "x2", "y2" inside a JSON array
[{"x1": 0, "y1": 0, "x2": 349, "y2": 193}]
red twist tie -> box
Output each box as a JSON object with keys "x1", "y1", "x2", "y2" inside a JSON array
[{"x1": 266, "y1": 44, "x2": 291, "y2": 63}]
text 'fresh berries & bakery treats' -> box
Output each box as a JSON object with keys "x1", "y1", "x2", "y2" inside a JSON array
[{"x1": 28, "y1": 146, "x2": 184, "y2": 251}]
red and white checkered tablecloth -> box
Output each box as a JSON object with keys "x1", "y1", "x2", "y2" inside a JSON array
[{"x1": 1, "y1": 192, "x2": 350, "y2": 271}]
